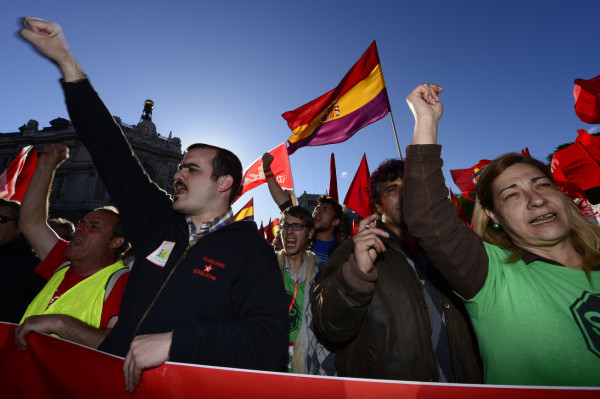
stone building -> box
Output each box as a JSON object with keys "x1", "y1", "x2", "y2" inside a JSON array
[{"x1": 0, "y1": 101, "x2": 182, "y2": 222}]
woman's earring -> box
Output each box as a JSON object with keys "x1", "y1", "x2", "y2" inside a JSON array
[{"x1": 492, "y1": 222, "x2": 501, "y2": 230}]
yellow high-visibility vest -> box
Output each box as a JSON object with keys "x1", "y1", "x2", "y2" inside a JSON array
[{"x1": 20, "y1": 261, "x2": 128, "y2": 328}]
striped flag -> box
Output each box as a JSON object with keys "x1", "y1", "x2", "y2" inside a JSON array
[
  {"x1": 233, "y1": 198, "x2": 254, "y2": 221},
  {"x1": 283, "y1": 41, "x2": 390, "y2": 154}
]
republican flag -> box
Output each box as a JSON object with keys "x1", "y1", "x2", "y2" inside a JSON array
[
  {"x1": 343, "y1": 154, "x2": 371, "y2": 219},
  {"x1": 450, "y1": 160, "x2": 491, "y2": 201},
  {"x1": 271, "y1": 218, "x2": 279, "y2": 237},
  {"x1": 233, "y1": 198, "x2": 254, "y2": 221},
  {"x1": 574, "y1": 74, "x2": 600, "y2": 124},
  {"x1": 329, "y1": 153, "x2": 339, "y2": 202},
  {"x1": 235, "y1": 143, "x2": 294, "y2": 203},
  {"x1": 0, "y1": 146, "x2": 38, "y2": 202},
  {"x1": 283, "y1": 41, "x2": 390, "y2": 154}
]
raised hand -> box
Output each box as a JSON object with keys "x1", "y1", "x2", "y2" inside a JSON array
[
  {"x1": 38, "y1": 144, "x2": 69, "y2": 170},
  {"x1": 406, "y1": 83, "x2": 444, "y2": 145},
  {"x1": 20, "y1": 17, "x2": 85, "y2": 81},
  {"x1": 262, "y1": 152, "x2": 274, "y2": 170}
]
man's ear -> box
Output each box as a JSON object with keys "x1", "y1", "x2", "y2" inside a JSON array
[
  {"x1": 217, "y1": 175, "x2": 234, "y2": 193},
  {"x1": 375, "y1": 202, "x2": 383, "y2": 215},
  {"x1": 332, "y1": 218, "x2": 341, "y2": 227},
  {"x1": 110, "y1": 236, "x2": 125, "y2": 250},
  {"x1": 308, "y1": 228, "x2": 314, "y2": 240}
]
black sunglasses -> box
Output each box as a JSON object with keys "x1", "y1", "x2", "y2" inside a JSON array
[{"x1": 0, "y1": 215, "x2": 16, "y2": 223}]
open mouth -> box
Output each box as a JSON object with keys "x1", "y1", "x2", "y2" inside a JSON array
[
  {"x1": 174, "y1": 181, "x2": 188, "y2": 195},
  {"x1": 530, "y1": 213, "x2": 556, "y2": 225},
  {"x1": 69, "y1": 236, "x2": 83, "y2": 247}
]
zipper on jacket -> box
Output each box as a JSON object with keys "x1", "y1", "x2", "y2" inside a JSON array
[{"x1": 132, "y1": 244, "x2": 192, "y2": 339}]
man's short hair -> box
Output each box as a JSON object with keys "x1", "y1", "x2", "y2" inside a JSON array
[
  {"x1": 316, "y1": 195, "x2": 343, "y2": 221},
  {"x1": 0, "y1": 198, "x2": 20, "y2": 219},
  {"x1": 186, "y1": 143, "x2": 243, "y2": 205},
  {"x1": 370, "y1": 159, "x2": 405, "y2": 211},
  {"x1": 92, "y1": 206, "x2": 131, "y2": 259}
]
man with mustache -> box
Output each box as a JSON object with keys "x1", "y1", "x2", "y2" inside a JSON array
[{"x1": 19, "y1": 17, "x2": 287, "y2": 393}]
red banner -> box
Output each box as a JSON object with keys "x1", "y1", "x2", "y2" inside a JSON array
[
  {"x1": 0, "y1": 323, "x2": 597, "y2": 398},
  {"x1": 236, "y1": 143, "x2": 294, "y2": 202}
]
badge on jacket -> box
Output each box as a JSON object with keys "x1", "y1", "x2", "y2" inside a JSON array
[{"x1": 146, "y1": 241, "x2": 176, "y2": 267}]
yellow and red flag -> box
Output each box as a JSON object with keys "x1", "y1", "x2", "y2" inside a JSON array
[
  {"x1": 233, "y1": 198, "x2": 254, "y2": 221},
  {"x1": 283, "y1": 41, "x2": 390, "y2": 154}
]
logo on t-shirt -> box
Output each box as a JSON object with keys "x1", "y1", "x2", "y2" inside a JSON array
[
  {"x1": 570, "y1": 291, "x2": 600, "y2": 359},
  {"x1": 146, "y1": 241, "x2": 176, "y2": 267}
]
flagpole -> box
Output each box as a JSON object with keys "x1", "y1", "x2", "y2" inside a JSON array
[{"x1": 389, "y1": 111, "x2": 403, "y2": 160}]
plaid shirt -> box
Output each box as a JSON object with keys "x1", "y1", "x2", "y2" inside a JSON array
[{"x1": 186, "y1": 209, "x2": 234, "y2": 244}]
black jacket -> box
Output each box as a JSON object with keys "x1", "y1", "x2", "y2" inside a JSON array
[
  {"x1": 312, "y1": 221, "x2": 482, "y2": 382},
  {"x1": 63, "y1": 79, "x2": 288, "y2": 370},
  {"x1": 0, "y1": 236, "x2": 43, "y2": 323}
]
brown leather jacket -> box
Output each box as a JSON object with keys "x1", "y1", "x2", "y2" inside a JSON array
[{"x1": 312, "y1": 220, "x2": 482, "y2": 382}]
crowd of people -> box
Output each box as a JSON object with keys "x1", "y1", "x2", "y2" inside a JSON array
[{"x1": 1, "y1": 17, "x2": 598, "y2": 392}]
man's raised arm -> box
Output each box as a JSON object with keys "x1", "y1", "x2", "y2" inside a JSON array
[
  {"x1": 262, "y1": 153, "x2": 292, "y2": 209},
  {"x1": 20, "y1": 17, "x2": 85, "y2": 82},
  {"x1": 18, "y1": 144, "x2": 68, "y2": 261}
]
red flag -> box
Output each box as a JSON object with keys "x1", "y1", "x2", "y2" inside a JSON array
[
  {"x1": 449, "y1": 189, "x2": 469, "y2": 226},
  {"x1": 283, "y1": 41, "x2": 390, "y2": 154},
  {"x1": 259, "y1": 221, "x2": 265, "y2": 238},
  {"x1": 574, "y1": 74, "x2": 600, "y2": 124},
  {"x1": 575, "y1": 129, "x2": 600, "y2": 162},
  {"x1": 521, "y1": 147, "x2": 531, "y2": 157},
  {"x1": 329, "y1": 153, "x2": 339, "y2": 202},
  {"x1": 551, "y1": 141, "x2": 600, "y2": 191},
  {"x1": 0, "y1": 146, "x2": 38, "y2": 202},
  {"x1": 235, "y1": 143, "x2": 294, "y2": 203},
  {"x1": 450, "y1": 160, "x2": 491, "y2": 201},
  {"x1": 343, "y1": 154, "x2": 371, "y2": 219},
  {"x1": 265, "y1": 218, "x2": 275, "y2": 243}
]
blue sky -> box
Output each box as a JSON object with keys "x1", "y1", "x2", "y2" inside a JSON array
[{"x1": 2, "y1": 1, "x2": 599, "y2": 225}]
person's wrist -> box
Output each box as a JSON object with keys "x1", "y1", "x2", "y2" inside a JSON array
[{"x1": 264, "y1": 168, "x2": 274, "y2": 178}]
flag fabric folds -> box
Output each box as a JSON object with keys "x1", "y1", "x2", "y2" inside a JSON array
[
  {"x1": 551, "y1": 133, "x2": 600, "y2": 192},
  {"x1": 236, "y1": 143, "x2": 294, "y2": 203},
  {"x1": 343, "y1": 154, "x2": 371, "y2": 219},
  {"x1": 574, "y1": 74, "x2": 600, "y2": 124},
  {"x1": 329, "y1": 153, "x2": 339, "y2": 202},
  {"x1": 265, "y1": 218, "x2": 275, "y2": 243},
  {"x1": 449, "y1": 160, "x2": 491, "y2": 201},
  {"x1": 0, "y1": 146, "x2": 38, "y2": 202},
  {"x1": 283, "y1": 41, "x2": 391, "y2": 154},
  {"x1": 234, "y1": 198, "x2": 254, "y2": 221}
]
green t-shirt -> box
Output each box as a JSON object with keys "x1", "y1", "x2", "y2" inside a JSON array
[
  {"x1": 462, "y1": 243, "x2": 600, "y2": 386},
  {"x1": 282, "y1": 270, "x2": 305, "y2": 372}
]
